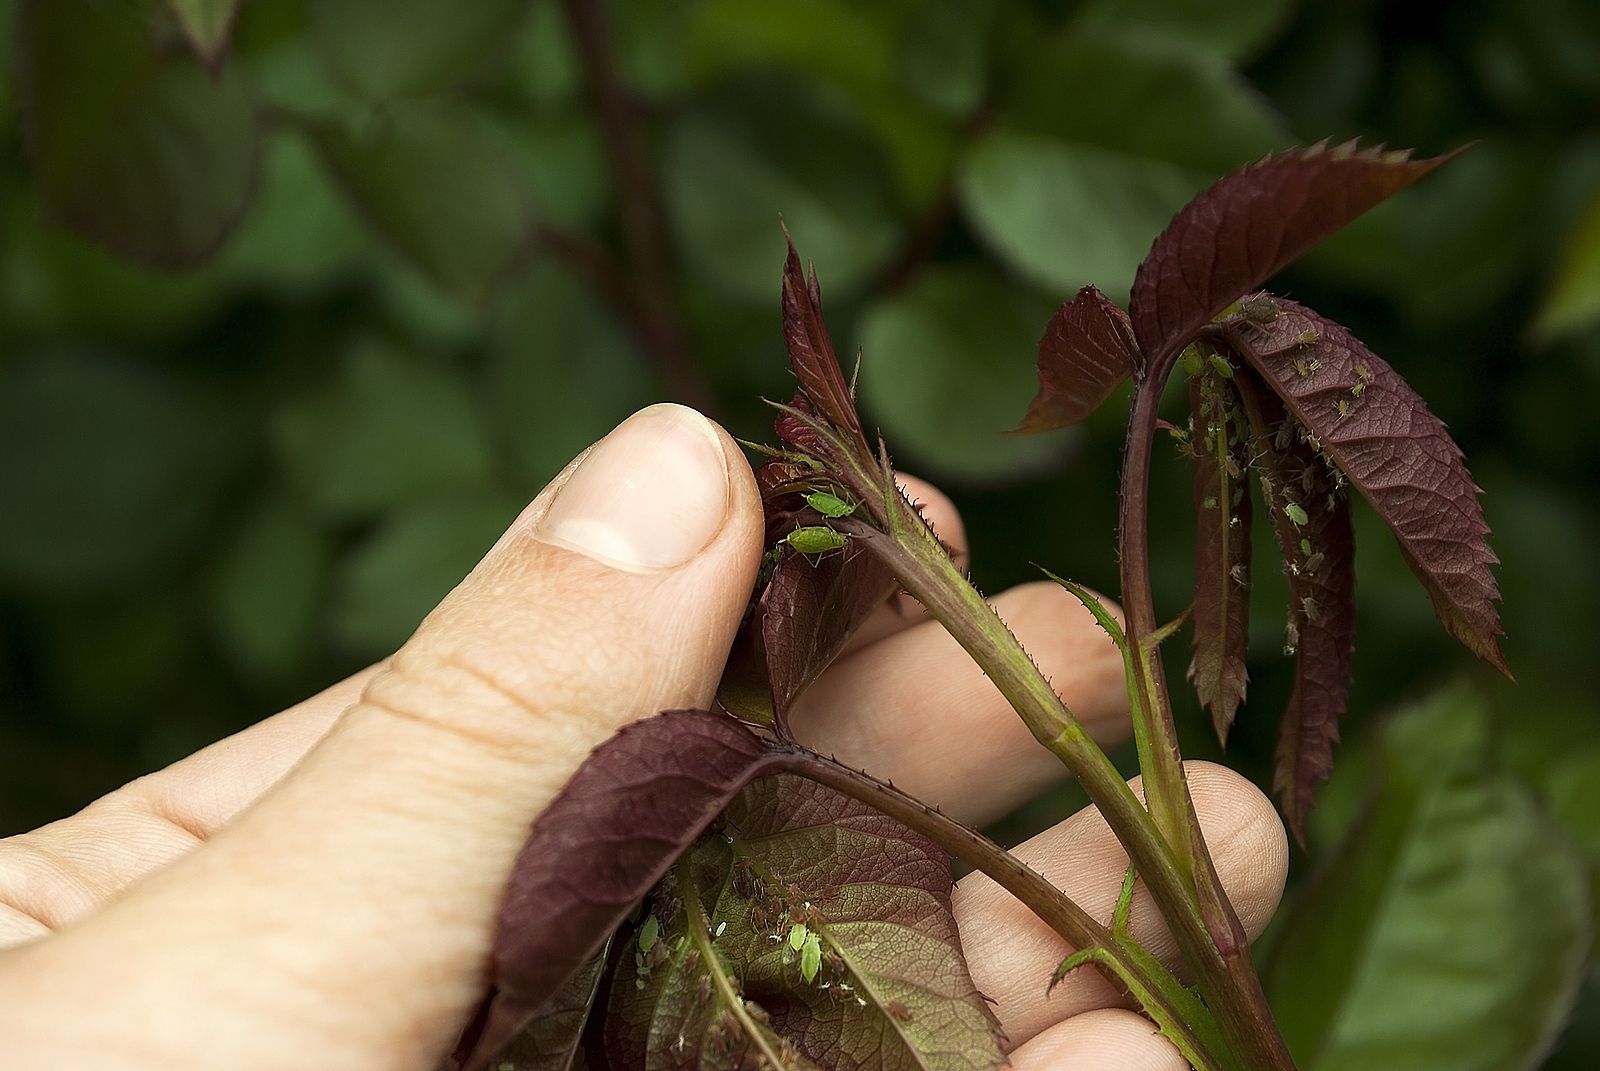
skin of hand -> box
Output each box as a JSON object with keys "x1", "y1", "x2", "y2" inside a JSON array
[{"x1": 0, "y1": 404, "x2": 1288, "y2": 1070}]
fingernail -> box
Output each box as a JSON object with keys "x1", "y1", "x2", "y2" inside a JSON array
[{"x1": 533, "y1": 404, "x2": 730, "y2": 572}]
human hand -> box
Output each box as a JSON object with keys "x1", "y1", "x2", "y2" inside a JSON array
[{"x1": 0, "y1": 404, "x2": 1287, "y2": 1070}]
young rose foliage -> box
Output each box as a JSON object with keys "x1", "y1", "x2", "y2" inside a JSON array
[
  {"x1": 1017, "y1": 140, "x2": 1505, "y2": 839},
  {"x1": 454, "y1": 240, "x2": 998, "y2": 1071}
]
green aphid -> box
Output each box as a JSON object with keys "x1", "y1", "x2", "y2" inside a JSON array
[
  {"x1": 785, "y1": 526, "x2": 848, "y2": 554},
  {"x1": 1182, "y1": 348, "x2": 1206, "y2": 377},
  {"x1": 639, "y1": 915, "x2": 661, "y2": 953},
  {"x1": 1207, "y1": 353, "x2": 1235, "y2": 379},
  {"x1": 804, "y1": 491, "x2": 856, "y2": 518},
  {"x1": 1284, "y1": 502, "x2": 1309, "y2": 527},
  {"x1": 800, "y1": 932, "x2": 823, "y2": 983},
  {"x1": 789, "y1": 923, "x2": 809, "y2": 951},
  {"x1": 1299, "y1": 538, "x2": 1312, "y2": 556}
]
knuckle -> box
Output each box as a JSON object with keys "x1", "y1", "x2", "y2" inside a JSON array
[{"x1": 0, "y1": 838, "x2": 96, "y2": 932}]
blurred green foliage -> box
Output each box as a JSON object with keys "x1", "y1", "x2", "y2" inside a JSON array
[{"x1": 3, "y1": 0, "x2": 1600, "y2": 1066}]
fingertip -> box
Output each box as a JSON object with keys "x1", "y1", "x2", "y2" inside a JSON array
[{"x1": 1007, "y1": 1009, "x2": 1187, "y2": 1071}]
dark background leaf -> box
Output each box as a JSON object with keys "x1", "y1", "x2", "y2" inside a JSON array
[{"x1": 17, "y1": 0, "x2": 260, "y2": 266}]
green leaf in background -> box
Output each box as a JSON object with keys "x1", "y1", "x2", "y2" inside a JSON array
[
  {"x1": 274, "y1": 340, "x2": 494, "y2": 519},
  {"x1": 210, "y1": 500, "x2": 330, "y2": 683},
  {"x1": 1266, "y1": 686, "x2": 1591, "y2": 1071},
  {"x1": 15, "y1": 0, "x2": 261, "y2": 267},
  {"x1": 0, "y1": 353, "x2": 245, "y2": 594},
  {"x1": 958, "y1": 131, "x2": 1198, "y2": 301},
  {"x1": 308, "y1": 0, "x2": 531, "y2": 100},
  {"x1": 1537, "y1": 185, "x2": 1600, "y2": 340},
  {"x1": 894, "y1": 0, "x2": 995, "y2": 117},
  {"x1": 664, "y1": 80, "x2": 903, "y2": 304},
  {"x1": 960, "y1": 27, "x2": 1284, "y2": 297},
  {"x1": 858, "y1": 265, "x2": 1069, "y2": 481},
  {"x1": 487, "y1": 263, "x2": 655, "y2": 487},
  {"x1": 1076, "y1": 0, "x2": 1292, "y2": 61},
  {"x1": 330, "y1": 491, "x2": 524, "y2": 655},
  {"x1": 216, "y1": 129, "x2": 368, "y2": 292},
  {"x1": 166, "y1": 0, "x2": 244, "y2": 64},
  {"x1": 309, "y1": 101, "x2": 538, "y2": 305}
]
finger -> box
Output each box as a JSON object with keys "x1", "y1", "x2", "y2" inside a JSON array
[
  {"x1": 0, "y1": 404, "x2": 764, "y2": 1069},
  {"x1": 0, "y1": 664, "x2": 382, "y2": 949},
  {"x1": 1007, "y1": 1008, "x2": 1186, "y2": 1071},
  {"x1": 842, "y1": 475, "x2": 966, "y2": 651},
  {"x1": 792, "y1": 580, "x2": 1128, "y2": 825},
  {"x1": 955, "y1": 762, "x2": 1288, "y2": 1048}
]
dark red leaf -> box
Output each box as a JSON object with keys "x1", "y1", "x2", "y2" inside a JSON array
[
  {"x1": 1188, "y1": 373, "x2": 1253, "y2": 741},
  {"x1": 463, "y1": 952, "x2": 607, "y2": 1071},
  {"x1": 1219, "y1": 296, "x2": 1507, "y2": 672},
  {"x1": 1130, "y1": 141, "x2": 1464, "y2": 365},
  {"x1": 782, "y1": 228, "x2": 868, "y2": 454},
  {"x1": 762, "y1": 544, "x2": 899, "y2": 728},
  {"x1": 1014, "y1": 286, "x2": 1140, "y2": 433},
  {"x1": 473, "y1": 710, "x2": 786, "y2": 1066},
  {"x1": 605, "y1": 773, "x2": 1004, "y2": 1070},
  {"x1": 1236, "y1": 379, "x2": 1357, "y2": 842}
]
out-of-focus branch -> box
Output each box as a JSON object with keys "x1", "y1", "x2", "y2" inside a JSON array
[{"x1": 560, "y1": 0, "x2": 712, "y2": 412}]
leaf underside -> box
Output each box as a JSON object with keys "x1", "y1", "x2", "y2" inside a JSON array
[
  {"x1": 1221, "y1": 296, "x2": 1506, "y2": 673},
  {"x1": 761, "y1": 541, "x2": 899, "y2": 724},
  {"x1": 1130, "y1": 141, "x2": 1463, "y2": 365},
  {"x1": 472, "y1": 711, "x2": 788, "y2": 1066},
  {"x1": 1187, "y1": 373, "x2": 1252, "y2": 741},
  {"x1": 606, "y1": 774, "x2": 1006, "y2": 1071},
  {"x1": 1015, "y1": 285, "x2": 1139, "y2": 433},
  {"x1": 1237, "y1": 380, "x2": 1357, "y2": 842}
]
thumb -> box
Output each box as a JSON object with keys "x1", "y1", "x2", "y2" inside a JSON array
[{"x1": 2, "y1": 404, "x2": 764, "y2": 1070}]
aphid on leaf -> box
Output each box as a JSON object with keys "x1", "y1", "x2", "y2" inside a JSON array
[
  {"x1": 639, "y1": 914, "x2": 661, "y2": 953},
  {"x1": 1230, "y1": 563, "x2": 1249, "y2": 587},
  {"x1": 1203, "y1": 495, "x2": 1218, "y2": 511},
  {"x1": 1350, "y1": 381, "x2": 1365, "y2": 397},
  {"x1": 784, "y1": 526, "x2": 848, "y2": 555},
  {"x1": 789, "y1": 923, "x2": 809, "y2": 951},
  {"x1": 804, "y1": 490, "x2": 856, "y2": 518},
  {"x1": 1304, "y1": 551, "x2": 1325, "y2": 575},
  {"x1": 1284, "y1": 502, "x2": 1309, "y2": 528},
  {"x1": 1224, "y1": 454, "x2": 1244, "y2": 480},
  {"x1": 1299, "y1": 538, "x2": 1312, "y2": 555},
  {"x1": 1294, "y1": 358, "x2": 1311, "y2": 378},
  {"x1": 1208, "y1": 353, "x2": 1235, "y2": 379},
  {"x1": 1275, "y1": 419, "x2": 1295, "y2": 451},
  {"x1": 887, "y1": 1000, "x2": 915, "y2": 1023},
  {"x1": 1334, "y1": 398, "x2": 1351, "y2": 420},
  {"x1": 1182, "y1": 348, "x2": 1206, "y2": 377},
  {"x1": 1297, "y1": 329, "x2": 1321, "y2": 347},
  {"x1": 1284, "y1": 621, "x2": 1299, "y2": 656},
  {"x1": 800, "y1": 932, "x2": 823, "y2": 983},
  {"x1": 1301, "y1": 596, "x2": 1322, "y2": 623},
  {"x1": 1355, "y1": 363, "x2": 1373, "y2": 382}
]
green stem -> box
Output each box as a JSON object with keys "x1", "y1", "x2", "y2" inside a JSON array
[
  {"x1": 683, "y1": 880, "x2": 793, "y2": 1069},
  {"x1": 1118, "y1": 362, "x2": 1298, "y2": 1071}
]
